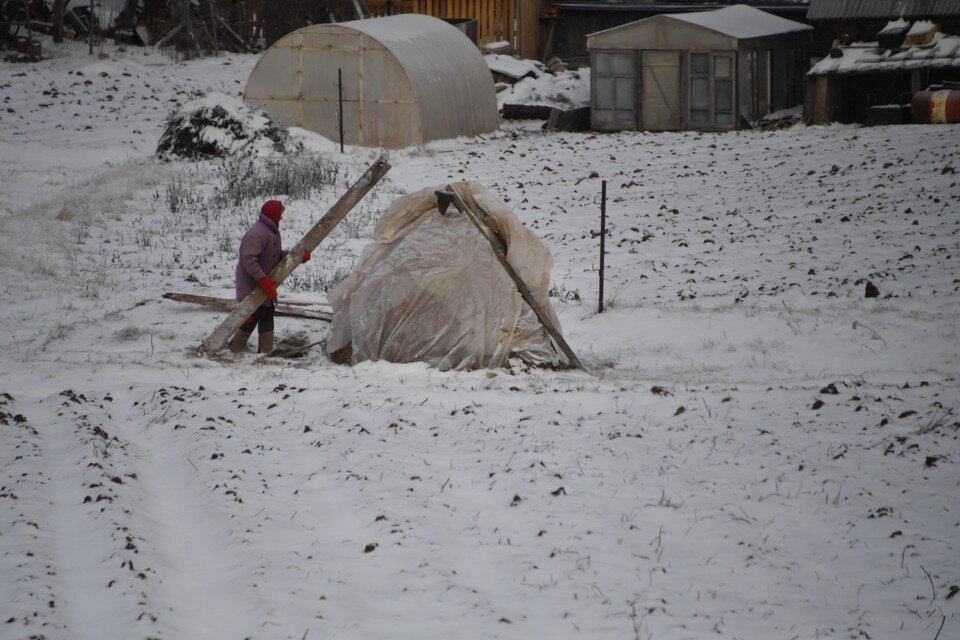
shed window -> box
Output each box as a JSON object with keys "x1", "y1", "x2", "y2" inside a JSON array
[
  {"x1": 690, "y1": 53, "x2": 710, "y2": 124},
  {"x1": 687, "y1": 51, "x2": 735, "y2": 129},
  {"x1": 691, "y1": 52, "x2": 709, "y2": 75},
  {"x1": 592, "y1": 50, "x2": 637, "y2": 130},
  {"x1": 597, "y1": 52, "x2": 634, "y2": 76},
  {"x1": 715, "y1": 56, "x2": 731, "y2": 78},
  {"x1": 691, "y1": 77, "x2": 709, "y2": 123},
  {"x1": 715, "y1": 55, "x2": 734, "y2": 125}
]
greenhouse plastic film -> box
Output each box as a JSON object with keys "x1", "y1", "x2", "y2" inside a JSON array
[{"x1": 325, "y1": 181, "x2": 564, "y2": 370}]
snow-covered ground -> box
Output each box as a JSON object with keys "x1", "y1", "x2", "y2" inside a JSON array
[{"x1": 1, "y1": 39, "x2": 958, "y2": 640}]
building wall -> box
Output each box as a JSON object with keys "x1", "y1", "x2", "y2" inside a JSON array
[
  {"x1": 805, "y1": 67, "x2": 957, "y2": 124},
  {"x1": 365, "y1": 0, "x2": 542, "y2": 59}
]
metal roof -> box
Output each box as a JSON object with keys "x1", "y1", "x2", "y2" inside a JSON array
[
  {"x1": 588, "y1": 4, "x2": 812, "y2": 39},
  {"x1": 670, "y1": 4, "x2": 813, "y2": 37},
  {"x1": 807, "y1": 0, "x2": 960, "y2": 20}
]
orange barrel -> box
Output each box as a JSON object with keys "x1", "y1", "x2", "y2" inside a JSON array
[{"x1": 911, "y1": 90, "x2": 960, "y2": 124}]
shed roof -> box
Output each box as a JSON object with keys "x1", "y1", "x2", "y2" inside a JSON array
[
  {"x1": 807, "y1": 0, "x2": 960, "y2": 20},
  {"x1": 808, "y1": 32, "x2": 960, "y2": 74},
  {"x1": 669, "y1": 4, "x2": 813, "y2": 38},
  {"x1": 588, "y1": 4, "x2": 812, "y2": 41}
]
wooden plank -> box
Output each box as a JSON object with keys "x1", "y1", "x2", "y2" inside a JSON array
[
  {"x1": 480, "y1": 0, "x2": 487, "y2": 46},
  {"x1": 440, "y1": 185, "x2": 583, "y2": 370},
  {"x1": 199, "y1": 156, "x2": 391, "y2": 354},
  {"x1": 263, "y1": 339, "x2": 325, "y2": 360},
  {"x1": 164, "y1": 292, "x2": 332, "y2": 321},
  {"x1": 522, "y1": 0, "x2": 537, "y2": 59}
]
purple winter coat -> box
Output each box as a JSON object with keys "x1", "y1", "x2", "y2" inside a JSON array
[{"x1": 235, "y1": 213, "x2": 287, "y2": 301}]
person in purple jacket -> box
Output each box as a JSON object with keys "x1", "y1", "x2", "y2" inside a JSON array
[{"x1": 230, "y1": 200, "x2": 311, "y2": 354}]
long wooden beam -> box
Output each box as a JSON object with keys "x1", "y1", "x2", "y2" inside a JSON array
[
  {"x1": 163, "y1": 292, "x2": 332, "y2": 321},
  {"x1": 199, "y1": 156, "x2": 391, "y2": 354},
  {"x1": 441, "y1": 185, "x2": 583, "y2": 370}
]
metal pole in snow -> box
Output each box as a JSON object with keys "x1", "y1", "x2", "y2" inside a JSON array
[
  {"x1": 599, "y1": 179, "x2": 606, "y2": 314},
  {"x1": 338, "y1": 68, "x2": 344, "y2": 153},
  {"x1": 88, "y1": 0, "x2": 94, "y2": 54}
]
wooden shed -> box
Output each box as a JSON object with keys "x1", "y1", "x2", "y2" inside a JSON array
[
  {"x1": 805, "y1": 29, "x2": 960, "y2": 125},
  {"x1": 243, "y1": 14, "x2": 500, "y2": 148},
  {"x1": 587, "y1": 4, "x2": 813, "y2": 132}
]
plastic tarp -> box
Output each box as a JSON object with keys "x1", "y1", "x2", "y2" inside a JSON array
[{"x1": 325, "y1": 182, "x2": 564, "y2": 370}]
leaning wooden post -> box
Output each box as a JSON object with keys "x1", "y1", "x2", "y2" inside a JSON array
[
  {"x1": 441, "y1": 185, "x2": 583, "y2": 370},
  {"x1": 199, "y1": 156, "x2": 391, "y2": 355}
]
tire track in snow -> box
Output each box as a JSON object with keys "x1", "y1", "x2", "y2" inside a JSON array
[
  {"x1": 132, "y1": 388, "x2": 261, "y2": 639},
  {"x1": 22, "y1": 389, "x2": 161, "y2": 639},
  {"x1": 0, "y1": 392, "x2": 64, "y2": 639}
]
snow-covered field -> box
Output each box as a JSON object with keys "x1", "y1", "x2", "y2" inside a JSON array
[{"x1": 1, "y1": 39, "x2": 958, "y2": 640}]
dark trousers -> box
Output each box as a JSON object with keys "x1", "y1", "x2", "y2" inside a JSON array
[{"x1": 240, "y1": 301, "x2": 275, "y2": 334}]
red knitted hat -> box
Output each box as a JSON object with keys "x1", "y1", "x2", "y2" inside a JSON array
[{"x1": 261, "y1": 200, "x2": 284, "y2": 224}]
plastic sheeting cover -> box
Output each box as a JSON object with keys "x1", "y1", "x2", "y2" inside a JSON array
[{"x1": 325, "y1": 182, "x2": 564, "y2": 370}]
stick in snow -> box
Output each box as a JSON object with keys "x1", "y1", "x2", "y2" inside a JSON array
[{"x1": 199, "y1": 156, "x2": 391, "y2": 355}]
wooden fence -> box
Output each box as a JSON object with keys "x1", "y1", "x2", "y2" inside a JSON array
[{"x1": 365, "y1": 0, "x2": 540, "y2": 60}]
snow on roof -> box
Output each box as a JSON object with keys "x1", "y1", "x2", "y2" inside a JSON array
[
  {"x1": 809, "y1": 32, "x2": 960, "y2": 75},
  {"x1": 484, "y1": 54, "x2": 542, "y2": 81},
  {"x1": 496, "y1": 67, "x2": 590, "y2": 110},
  {"x1": 879, "y1": 19, "x2": 910, "y2": 33},
  {"x1": 908, "y1": 20, "x2": 938, "y2": 37},
  {"x1": 668, "y1": 4, "x2": 813, "y2": 40}
]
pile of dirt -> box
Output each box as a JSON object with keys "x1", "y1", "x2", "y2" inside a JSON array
[{"x1": 156, "y1": 92, "x2": 297, "y2": 160}]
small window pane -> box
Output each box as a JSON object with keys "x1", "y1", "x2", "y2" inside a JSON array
[
  {"x1": 615, "y1": 78, "x2": 633, "y2": 109},
  {"x1": 691, "y1": 53, "x2": 709, "y2": 75},
  {"x1": 716, "y1": 112, "x2": 732, "y2": 126},
  {"x1": 615, "y1": 110, "x2": 634, "y2": 122},
  {"x1": 691, "y1": 77, "x2": 709, "y2": 110},
  {"x1": 715, "y1": 56, "x2": 732, "y2": 77},
  {"x1": 716, "y1": 79, "x2": 733, "y2": 111},
  {"x1": 594, "y1": 109, "x2": 614, "y2": 125},
  {"x1": 596, "y1": 78, "x2": 615, "y2": 109},
  {"x1": 597, "y1": 52, "x2": 633, "y2": 76},
  {"x1": 691, "y1": 110, "x2": 708, "y2": 123},
  {"x1": 613, "y1": 53, "x2": 634, "y2": 75},
  {"x1": 595, "y1": 53, "x2": 613, "y2": 75}
]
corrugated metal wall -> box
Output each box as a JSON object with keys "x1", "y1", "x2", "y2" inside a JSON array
[{"x1": 808, "y1": 0, "x2": 960, "y2": 20}]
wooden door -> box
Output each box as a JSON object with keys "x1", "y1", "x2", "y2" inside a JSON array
[{"x1": 641, "y1": 50, "x2": 681, "y2": 131}]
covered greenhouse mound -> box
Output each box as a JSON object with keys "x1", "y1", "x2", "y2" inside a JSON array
[
  {"x1": 325, "y1": 182, "x2": 566, "y2": 371},
  {"x1": 243, "y1": 15, "x2": 500, "y2": 149}
]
